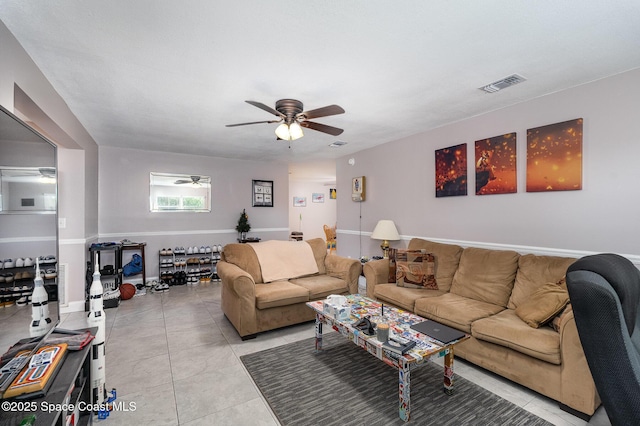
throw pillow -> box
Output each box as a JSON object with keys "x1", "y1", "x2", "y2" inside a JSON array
[
  {"x1": 515, "y1": 279, "x2": 569, "y2": 328},
  {"x1": 394, "y1": 249, "x2": 438, "y2": 290}
]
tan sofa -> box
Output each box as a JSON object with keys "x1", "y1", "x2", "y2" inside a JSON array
[
  {"x1": 363, "y1": 238, "x2": 600, "y2": 419},
  {"x1": 219, "y1": 238, "x2": 361, "y2": 340}
]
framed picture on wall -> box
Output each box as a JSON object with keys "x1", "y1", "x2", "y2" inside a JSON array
[
  {"x1": 329, "y1": 188, "x2": 337, "y2": 199},
  {"x1": 312, "y1": 193, "x2": 325, "y2": 203},
  {"x1": 475, "y1": 133, "x2": 517, "y2": 195},
  {"x1": 293, "y1": 196, "x2": 306, "y2": 207},
  {"x1": 252, "y1": 180, "x2": 273, "y2": 207},
  {"x1": 435, "y1": 143, "x2": 468, "y2": 197},
  {"x1": 526, "y1": 118, "x2": 583, "y2": 192}
]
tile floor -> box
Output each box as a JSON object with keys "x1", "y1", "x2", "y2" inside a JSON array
[{"x1": 4, "y1": 282, "x2": 611, "y2": 425}]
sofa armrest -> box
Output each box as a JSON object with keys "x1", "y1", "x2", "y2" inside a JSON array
[
  {"x1": 218, "y1": 260, "x2": 259, "y2": 337},
  {"x1": 558, "y1": 306, "x2": 601, "y2": 415},
  {"x1": 324, "y1": 255, "x2": 362, "y2": 294},
  {"x1": 363, "y1": 258, "x2": 390, "y2": 299}
]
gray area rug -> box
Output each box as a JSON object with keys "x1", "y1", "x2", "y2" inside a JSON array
[{"x1": 241, "y1": 333, "x2": 553, "y2": 426}]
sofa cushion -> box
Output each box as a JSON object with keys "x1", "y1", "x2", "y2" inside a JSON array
[
  {"x1": 391, "y1": 249, "x2": 438, "y2": 290},
  {"x1": 515, "y1": 280, "x2": 569, "y2": 328},
  {"x1": 508, "y1": 254, "x2": 575, "y2": 309},
  {"x1": 471, "y1": 309, "x2": 561, "y2": 364},
  {"x1": 375, "y1": 283, "x2": 445, "y2": 312},
  {"x1": 289, "y1": 275, "x2": 348, "y2": 299},
  {"x1": 450, "y1": 247, "x2": 520, "y2": 307},
  {"x1": 306, "y1": 238, "x2": 327, "y2": 275},
  {"x1": 223, "y1": 243, "x2": 263, "y2": 283},
  {"x1": 254, "y1": 281, "x2": 310, "y2": 309},
  {"x1": 406, "y1": 238, "x2": 463, "y2": 292},
  {"x1": 414, "y1": 293, "x2": 504, "y2": 333}
]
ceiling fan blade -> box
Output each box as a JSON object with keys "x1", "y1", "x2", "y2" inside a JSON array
[
  {"x1": 226, "y1": 119, "x2": 281, "y2": 127},
  {"x1": 300, "y1": 121, "x2": 344, "y2": 136},
  {"x1": 174, "y1": 180, "x2": 191, "y2": 184},
  {"x1": 301, "y1": 105, "x2": 345, "y2": 120},
  {"x1": 245, "y1": 100, "x2": 283, "y2": 117}
]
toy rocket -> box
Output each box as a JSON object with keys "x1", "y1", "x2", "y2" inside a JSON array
[
  {"x1": 30, "y1": 258, "x2": 51, "y2": 337},
  {"x1": 87, "y1": 253, "x2": 107, "y2": 404}
]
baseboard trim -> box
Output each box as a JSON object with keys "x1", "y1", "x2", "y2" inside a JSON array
[{"x1": 60, "y1": 300, "x2": 85, "y2": 314}]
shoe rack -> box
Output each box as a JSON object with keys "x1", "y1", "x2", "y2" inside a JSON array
[
  {"x1": 87, "y1": 243, "x2": 122, "y2": 309},
  {"x1": 0, "y1": 256, "x2": 57, "y2": 307},
  {"x1": 158, "y1": 245, "x2": 222, "y2": 286}
]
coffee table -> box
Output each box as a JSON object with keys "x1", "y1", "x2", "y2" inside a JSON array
[{"x1": 306, "y1": 294, "x2": 470, "y2": 422}]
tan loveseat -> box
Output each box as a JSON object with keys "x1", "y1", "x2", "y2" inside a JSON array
[
  {"x1": 363, "y1": 238, "x2": 600, "y2": 419},
  {"x1": 219, "y1": 238, "x2": 361, "y2": 340}
]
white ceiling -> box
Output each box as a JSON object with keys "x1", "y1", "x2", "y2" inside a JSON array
[{"x1": 1, "y1": 1, "x2": 640, "y2": 164}]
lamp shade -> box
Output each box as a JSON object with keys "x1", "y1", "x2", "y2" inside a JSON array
[{"x1": 370, "y1": 220, "x2": 400, "y2": 241}]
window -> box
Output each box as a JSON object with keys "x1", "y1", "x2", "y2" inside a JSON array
[{"x1": 150, "y1": 173, "x2": 211, "y2": 212}]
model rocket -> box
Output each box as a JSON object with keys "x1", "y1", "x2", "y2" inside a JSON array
[
  {"x1": 30, "y1": 258, "x2": 51, "y2": 337},
  {"x1": 87, "y1": 253, "x2": 107, "y2": 404}
]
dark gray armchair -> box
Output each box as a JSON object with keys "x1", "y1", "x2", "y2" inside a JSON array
[{"x1": 566, "y1": 253, "x2": 640, "y2": 425}]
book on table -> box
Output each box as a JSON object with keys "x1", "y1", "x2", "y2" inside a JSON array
[{"x1": 382, "y1": 337, "x2": 416, "y2": 355}]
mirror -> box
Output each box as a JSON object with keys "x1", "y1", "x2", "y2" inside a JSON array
[
  {"x1": 150, "y1": 172, "x2": 212, "y2": 212},
  {"x1": 0, "y1": 166, "x2": 57, "y2": 213},
  {"x1": 0, "y1": 105, "x2": 59, "y2": 397}
]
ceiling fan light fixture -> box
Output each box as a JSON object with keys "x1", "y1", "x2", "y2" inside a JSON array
[
  {"x1": 289, "y1": 122, "x2": 304, "y2": 140},
  {"x1": 275, "y1": 122, "x2": 304, "y2": 141}
]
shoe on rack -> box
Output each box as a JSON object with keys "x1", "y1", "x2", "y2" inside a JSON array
[
  {"x1": 187, "y1": 246, "x2": 193, "y2": 255},
  {"x1": 45, "y1": 269, "x2": 57, "y2": 279},
  {"x1": 15, "y1": 258, "x2": 25, "y2": 268},
  {"x1": 200, "y1": 246, "x2": 206, "y2": 254},
  {"x1": 3, "y1": 259, "x2": 14, "y2": 269},
  {"x1": 16, "y1": 296, "x2": 28, "y2": 306},
  {"x1": 205, "y1": 246, "x2": 212, "y2": 253},
  {"x1": 43, "y1": 255, "x2": 56, "y2": 264},
  {"x1": 103, "y1": 288, "x2": 121, "y2": 300},
  {"x1": 24, "y1": 257, "x2": 34, "y2": 267},
  {"x1": 4, "y1": 273, "x2": 14, "y2": 283},
  {"x1": 166, "y1": 248, "x2": 173, "y2": 255},
  {"x1": 217, "y1": 245, "x2": 223, "y2": 252}
]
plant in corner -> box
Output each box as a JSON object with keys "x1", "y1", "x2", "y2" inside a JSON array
[{"x1": 236, "y1": 209, "x2": 251, "y2": 240}]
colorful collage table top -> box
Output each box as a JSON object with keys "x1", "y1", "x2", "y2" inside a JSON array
[{"x1": 307, "y1": 294, "x2": 468, "y2": 362}]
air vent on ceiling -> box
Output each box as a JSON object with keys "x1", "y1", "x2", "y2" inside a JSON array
[
  {"x1": 329, "y1": 141, "x2": 348, "y2": 148},
  {"x1": 480, "y1": 74, "x2": 527, "y2": 93}
]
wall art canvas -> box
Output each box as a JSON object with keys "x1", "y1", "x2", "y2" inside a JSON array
[
  {"x1": 312, "y1": 193, "x2": 325, "y2": 203},
  {"x1": 435, "y1": 143, "x2": 467, "y2": 197},
  {"x1": 527, "y1": 118, "x2": 583, "y2": 192},
  {"x1": 475, "y1": 133, "x2": 517, "y2": 195},
  {"x1": 329, "y1": 188, "x2": 337, "y2": 199},
  {"x1": 293, "y1": 196, "x2": 306, "y2": 207},
  {"x1": 252, "y1": 180, "x2": 274, "y2": 207}
]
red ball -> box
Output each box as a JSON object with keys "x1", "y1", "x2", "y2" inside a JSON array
[{"x1": 120, "y1": 283, "x2": 136, "y2": 300}]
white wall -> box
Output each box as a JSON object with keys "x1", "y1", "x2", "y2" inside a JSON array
[
  {"x1": 288, "y1": 180, "x2": 337, "y2": 241},
  {"x1": 0, "y1": 20, "x2": 100, "y2": 310},
  {"x1": 337, "y1": 68, "x2": 640, "y2": 262},
  {"x1": 99, "y1": 146, "x2": 290, "y2": 279}
]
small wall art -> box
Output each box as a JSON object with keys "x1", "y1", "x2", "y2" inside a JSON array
[
  {"x1": 526, "y1": 118, "x2": 583, "y2": 192},
  {"x1": 475, "y1": 133, "x2": 517, "y2": 195},
  {"x1": 293, "y1": 196, "x2": 306, "y2": 207},
  {"x1": 435, "y1": 143, "x2": 467, "y2": 197},
  {"x1": 252, "y1": 180, "x2": 274, "y2": 207},
  {"x1": 312, "y1": 193, "x2": 325, "y2": 203},
  {"x1": 329, "y1": 188, "x2": 337, "y2": 199}
]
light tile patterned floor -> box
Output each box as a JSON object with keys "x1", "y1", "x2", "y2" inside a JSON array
[{"x1": 51, "y1": 283, "x2": 611, "y2": 425}]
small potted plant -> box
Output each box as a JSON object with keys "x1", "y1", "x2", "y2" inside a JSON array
[{"x1": 236, "y1": 209, "x2": 251, "y2": 241}]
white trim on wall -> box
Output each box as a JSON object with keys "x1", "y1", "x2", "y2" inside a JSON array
[
  {"x1": 98, "y1": 227, "x2": 289, "y2": 239},
  {"x1": 0, "y1": 236, "x2": 56, "y2": 244},
  {"x1": 337, "y1": 228, "x2": 640, "y2": 267}
]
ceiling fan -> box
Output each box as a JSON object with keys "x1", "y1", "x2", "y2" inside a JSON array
[
  {"x1": 174, "y1": 175, "x2": 201, "y2": 185},
  {"x1": 226, "y1": 99, "x2": 345, "y2": 140}
]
